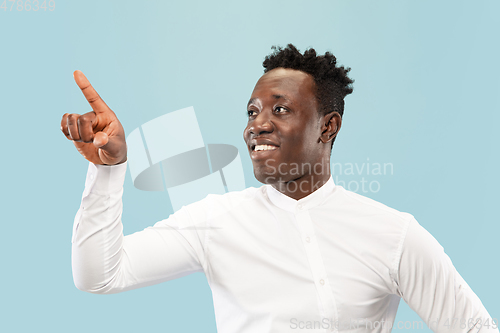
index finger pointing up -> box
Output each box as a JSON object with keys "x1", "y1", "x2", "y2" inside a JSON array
[{"x1": 73, "y1": 70, "x2": 110, "y2": 113}]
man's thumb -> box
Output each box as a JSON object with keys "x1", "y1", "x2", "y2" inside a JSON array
[
  {"x1": 94, "y1": 132, "x2": 127, "y2": 165},
  {"x1": 93, "y1": 132, "x2": 109, "y2": 148}
]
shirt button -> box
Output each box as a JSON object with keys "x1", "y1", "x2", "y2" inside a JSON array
[
  {"x1": 297, "y1": 204, "x2": 303, "y2": 210},
  {"x1": 319, "y1": 279, "x2": 325, "y2": 285},
  {"x1": 305, "y1": 236, "x2": 310, "y2": 243}
]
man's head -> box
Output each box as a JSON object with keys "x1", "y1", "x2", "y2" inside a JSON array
[
  {"x1": 263, "y1": 44, "x2": 354, "y2": 146},
  {"x1": 243, "y1": 44, "x2": 353, "y2": 191}
]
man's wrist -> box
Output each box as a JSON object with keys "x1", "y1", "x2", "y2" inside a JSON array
[{"x1": 87, "y1": 160, "x2": 128, "y2": 194}]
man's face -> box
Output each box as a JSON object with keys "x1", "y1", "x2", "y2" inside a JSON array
[{"x1": 243, "y1": 68, "x2": 326, "y2": 185}]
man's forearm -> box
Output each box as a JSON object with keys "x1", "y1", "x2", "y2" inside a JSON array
[{"x1": 71, "y1": 162, "x2": 128, "y2": 294}]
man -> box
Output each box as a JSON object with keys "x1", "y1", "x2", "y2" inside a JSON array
[{"x1": 62, "y1": 44, "x2": 497, "y2": 332}]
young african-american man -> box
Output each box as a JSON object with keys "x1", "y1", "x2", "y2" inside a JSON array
[{"x1": 62, "y1": 44, "x2": 497, "y2": 333}]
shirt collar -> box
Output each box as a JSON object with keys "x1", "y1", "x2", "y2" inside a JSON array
[{"x1": 264, "y1": 176, "x2": 335, "y2": 212}]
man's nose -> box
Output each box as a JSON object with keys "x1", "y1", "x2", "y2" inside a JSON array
[{"x1": 249, "y1": 111, "x2": 274, "y2": 135}]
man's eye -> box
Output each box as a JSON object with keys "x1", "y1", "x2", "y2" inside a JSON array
[
  {"x1": 247, "y1": 110, "x2": 257, "y2": 117},
  {"x1": 275, "y1": 106, "x2": 288, "y2": 113}
]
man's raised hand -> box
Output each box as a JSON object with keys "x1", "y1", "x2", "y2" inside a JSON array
[{"x1": 61, "y1": 70, "x2": 127, "y2": 165}]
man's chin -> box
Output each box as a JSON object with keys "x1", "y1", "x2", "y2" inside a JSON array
[{"x1": 253, "y1": 170, "x2": 279, "y2": 185}]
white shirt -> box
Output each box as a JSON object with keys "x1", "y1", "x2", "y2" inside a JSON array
[{"x1": 72, "y1": 161, "x2": 497, "y2": 333}]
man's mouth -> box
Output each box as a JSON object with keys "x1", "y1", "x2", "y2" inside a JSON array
[
  {"x1": 248, "y1": 138, "x2": 280, "y2": 160},
  {"x1": 250, "y1": 144, "x2": 279, "y2": 160},
  {"x1": 253, "y1": 144, "x2": 278, "y2": 152}
]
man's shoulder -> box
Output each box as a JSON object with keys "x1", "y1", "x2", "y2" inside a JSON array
[
  {"x1": 206, "y1": 185, "x2": 263, "y2": 206},
  {"x1": 333, "y1": 185, "x2": 414, "y2": 223},
  {"x1": 182, "y1": 185, "x2": 264, "y2": 218}
]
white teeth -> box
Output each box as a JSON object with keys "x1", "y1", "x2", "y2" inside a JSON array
[{"x1": 254, "y1": 144, "x2": 277, "y2": 151}]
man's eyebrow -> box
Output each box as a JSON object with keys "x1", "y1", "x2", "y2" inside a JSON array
[
  {"x1": 272, "y1": 94, "x2": 292, "y2": 103},
  {"x1": 247, "y1": 94, "x2": 293, "y2": 107}
]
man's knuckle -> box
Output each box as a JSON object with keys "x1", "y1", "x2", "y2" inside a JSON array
[
  {"x1": 67, "y1": 114, "x2": 79, "y2": 124},
  {"x1": 80, "y1": 113, "x2": 94, "y2": 123}
]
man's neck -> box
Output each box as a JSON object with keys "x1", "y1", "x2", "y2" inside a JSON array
[{"x1": 271, "y1": 171, "x2": 331, "y2": 200}]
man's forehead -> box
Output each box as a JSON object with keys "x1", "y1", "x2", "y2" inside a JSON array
[{"x1": 250, "y1": 68, "x2": 315, "y2": 102}]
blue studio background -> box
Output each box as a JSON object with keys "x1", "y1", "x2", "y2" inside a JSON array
[{"x1": 1, "y1": 0, "x2": 498, "y2": 332}]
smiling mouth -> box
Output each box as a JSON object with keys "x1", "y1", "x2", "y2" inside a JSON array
[
  {"x1": 253, "y1": 144, "x2": 278, "y2": 152},
  {"x1": 250, "y1": 144, "x2": 279, "y2": 159}
]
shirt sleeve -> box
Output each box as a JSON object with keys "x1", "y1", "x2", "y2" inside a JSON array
[
  {"x1": 71, "y1": 161, "x2": 206, "y2": 294},
  {"x1": 394, "y1": 217, "x2": 498, "y2": 333}
]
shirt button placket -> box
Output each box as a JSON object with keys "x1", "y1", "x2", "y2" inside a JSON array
[{"x1": 295, "y1": 206, "x2": 338, "y2": 332}]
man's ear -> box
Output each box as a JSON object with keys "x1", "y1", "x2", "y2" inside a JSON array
[{"x1": 320, "y1": 112, "x2": 342, "y2": 143}]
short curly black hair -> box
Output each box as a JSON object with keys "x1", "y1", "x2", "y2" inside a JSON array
[{"x1": 263, "y1": 44, "x2": 354, "y2": 148}]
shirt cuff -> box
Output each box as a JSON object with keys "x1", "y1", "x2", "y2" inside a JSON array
[{"x1": 82, "y1": 161, "x2": 128, "y2": 196}]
